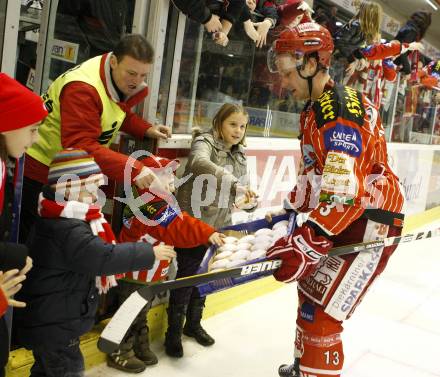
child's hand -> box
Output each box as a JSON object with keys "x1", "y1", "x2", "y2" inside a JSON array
[
  {"x1": 0, "y1": 269, "x2": 27, "y2": 308},
  {"x1": 209, "y1": 232, "x2": 226, "y2": 246},
  {"x1": 243, "y1": 20, "x2": 259, "y2": 43},
  {"x1": 407, "y1": 41, "x2": 424, "y2": 52},
  {"x1": 204, "y1": 14, "x2": 222, "y2": 33},
  {"x1": 153, "y1": 244, "x2": 176, "y2": 261},
  {"x1": 265, "y1": 208, "x2": 287, "y2": 223},
  {"x1": 213, "y1": 31, "x2": 229, "y2": 47},
  {"x1": 253, "y1": 19, "x2": 272, "y2": 48}
]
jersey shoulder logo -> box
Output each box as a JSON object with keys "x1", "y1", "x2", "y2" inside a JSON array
[{"x1": 313, "y1": 85, "x2": 365, "y2": 128}]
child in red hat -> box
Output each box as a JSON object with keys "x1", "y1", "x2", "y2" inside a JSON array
[
  {"x1": 106, "y1": 155, "x2": 225, "y2": 372},
  {"x1": 0, "y1": 73, "x2": 48, "y2": 376}
]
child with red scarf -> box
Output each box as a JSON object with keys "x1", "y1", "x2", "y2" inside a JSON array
[{"x1": 14, "y1": 149, "x2": 176, "y2": 377}]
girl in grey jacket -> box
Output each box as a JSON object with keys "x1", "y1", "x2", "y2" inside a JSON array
[{"x1": 165, "y1": 103, "x2": 256, "y2": 358}]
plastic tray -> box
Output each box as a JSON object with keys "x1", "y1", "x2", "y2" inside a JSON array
[{"x1": 196, "y1": 213, "x2": 291, "y2": 296}]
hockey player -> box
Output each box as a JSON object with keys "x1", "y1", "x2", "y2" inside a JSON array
[
  {"x1": 265, "y1": 23, "x2": 405, "y2": 377},
  {"x1": 107, "y1": 156, "x2": 225, "y2": 372}
]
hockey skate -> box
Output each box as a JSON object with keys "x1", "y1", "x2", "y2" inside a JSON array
[{"x1": 278, "y1": 358, "x2": 300, "y2": 377}]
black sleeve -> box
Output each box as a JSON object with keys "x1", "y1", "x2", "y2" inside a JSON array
[
  {"x1": 0, "y1": 242, "x2": 28, "y2": 271},
  {"x1": 221, "y1": 0, "x2": 246, "y2": 25},
  {"x1": 333, "y1": 21, "x2": 364, "y2": 58},
  {"x1": 171, "y1": 0, "x2": 212, "y2": 24},
  {"x1": 62, "y1": 223, "x2": 156, "y2": 276},
  {"x1": 394, "y1": 26, "x2": 418, "y2": 43},
  {"x1": 258, "y1": 1, "x2": 278, "y2": 24},
  {"x1": 238, "y1": 5, "x2": 252, "y2": 23},
  {"x1": 394, "y1": 53, "x2": 411, "y2": 75}
]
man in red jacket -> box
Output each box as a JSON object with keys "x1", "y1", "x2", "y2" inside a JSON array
[{"x1": 20, "y1": 34, "x2": 171, "y2": 242}]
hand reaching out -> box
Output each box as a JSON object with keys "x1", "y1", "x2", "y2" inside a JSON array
[
  {"x1": 209, "y1": 232, "x2": 226, "y2": 246},
  {"x1": 213, "y1": 31, "x2": 229, "y2": 47},
  {"x1": 0, "y1": 269, "x2": 27, "y2": 308},
  {"x1": 253, "y1": 19, "x2": 272, "y2": 48},
  {"x1": 243, "y1": 20, "x2": 259, "y2": 43},
  {"x1": 145, "y1": 124, "x2": 171, "y2": 140},
  {"x1": 153, "y1": 244, "x2": 176, "y2": 262},
  {"x1": 204, "y1": 14, "x2": 222, "y2": 33}
]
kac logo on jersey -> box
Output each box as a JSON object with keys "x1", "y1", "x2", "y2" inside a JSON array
[
  {"x1": 324, "y1": 124, "x2": 362, "y2": 157},
  {"x1": 157, "y1": 206, "x2": 179, "y2": 227}
]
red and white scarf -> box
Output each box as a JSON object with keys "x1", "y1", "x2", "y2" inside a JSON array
[{"x1": 38, "y1": 193, "x2": 121, "y2": 293}]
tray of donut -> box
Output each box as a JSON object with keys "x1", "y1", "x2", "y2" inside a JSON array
[{"x1": 196, "y1": 213, "x2": 290, "y2": 295}]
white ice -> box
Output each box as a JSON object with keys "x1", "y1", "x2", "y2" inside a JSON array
[{"x1": 88, "y1": 221, "x2": 440, "y2": 377}]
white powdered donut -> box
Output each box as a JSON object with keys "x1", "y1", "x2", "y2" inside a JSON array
[
  {"x1": 224, "y1": 236, "x2": 238, "y2": 244},
  {"x1": 218, "y1": 244, "x2": 238, "y2": 253},
  {"x1": 247, "y1": 249, "x2": 266, "y2": 260},
  {"x1": 251, "y1": 242, "x2": 271, "y2": 251},
  {"x1": 238, "y1": 235, "x2": 256, "y2": 244},
  {"x1": 214, "y1": 250, "x2": 233, "y2": 261},
  {"x1": 254, "y1": 235, "x2": 272, "y2": 245},
  {"x1": 230, "y1": 249, "x2": 251, "y2": 260},
  {"x1": 211, "y1": 259, "x2": 229, "y2": 270},
  {"x1": 235, "y1": 242, "x2": 252, "y2": 250},
  {"x1": 255, "y1": 228, "x2": 272, "y2": 237},
  {"x1": 226, "y1": 259, "x2": 247, "y2": 268}
]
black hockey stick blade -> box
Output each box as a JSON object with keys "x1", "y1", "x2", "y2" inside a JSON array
[
  {"x1": 98, "y1": 226, "x2": 440, "y2": 353},
  {"x1": 98, "y1": 259, "x2": 283, "y2": 353}
]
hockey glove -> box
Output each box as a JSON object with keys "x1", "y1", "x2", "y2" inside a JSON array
[{"x1": 266, "y1": 225, "x2": 332, "y2": 283}]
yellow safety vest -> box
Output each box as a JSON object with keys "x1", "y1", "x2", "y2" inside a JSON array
[{"x1": 27, "y1": 55, "x2": 126, "y2": 166}]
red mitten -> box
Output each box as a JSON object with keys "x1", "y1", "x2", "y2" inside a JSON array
[{"x1": 266, "y1": 225, "x2": 333, "y2": 283}]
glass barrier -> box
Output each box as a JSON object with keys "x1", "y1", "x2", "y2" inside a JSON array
[
  {"x1": 38, "y1": 0, "x2": 136, "y2": 93},
  {"x1": 0, "y1": 0, "x2": 6, "y2": 64},
  {"x1": 160, "y1": 6, "x2": 440, "y2": 146},
  {"x1": 165, "y1": 10, "x2": 302, "y2": 139}
]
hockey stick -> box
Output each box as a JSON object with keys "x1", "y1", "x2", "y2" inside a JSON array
[{"x1": 97, "y1": 226, "x2": 440, "y2": 354}]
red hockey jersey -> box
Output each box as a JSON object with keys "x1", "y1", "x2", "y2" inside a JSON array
[{"x1": 288, "y1": 85, "x2": 404, "y2": 235}]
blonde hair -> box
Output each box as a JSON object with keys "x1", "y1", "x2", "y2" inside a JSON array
[
  {"x1": 358, "y1": 1, "x2": 383, "y2": 44},
  {"x1": 211, "y1": 103, "x2": 249, "y2": 146}
]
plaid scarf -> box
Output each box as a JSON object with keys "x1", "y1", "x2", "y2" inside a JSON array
[{"x1": 38, "y1": 191, "x2": 120, "y2": 293}]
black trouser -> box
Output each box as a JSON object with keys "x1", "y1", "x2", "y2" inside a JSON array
[
  {"x1": 30, "y1": 339, "x2": 84, "y2": 377},
  {"x1": 169, "y1": 245, "x2": 208, "y2": 306},
  {"x1": 0, "y1": 317, "x2": 9, "y2": 377},
  {"x1": 19, "y1": 176, "x2": 43, "y2": 244}
]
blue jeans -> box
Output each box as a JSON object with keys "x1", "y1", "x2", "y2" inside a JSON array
[{"x1": 30, "y1": 339, "x2": 84, "y2": 377}]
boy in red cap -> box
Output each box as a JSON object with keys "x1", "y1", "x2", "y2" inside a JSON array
[
  {"x1": 0, "y1": 73, "x2": 48, "y2": 377},
  {"x1": 14, "y1": 148, "x2": 176, "y2": 377},
  {"x1": 106, "y1": 155, "x2": 225, "y2": 372}
]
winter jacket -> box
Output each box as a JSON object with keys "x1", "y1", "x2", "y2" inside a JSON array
[
  {"x1": 14, "y1": 201, "x2": 156, "y2": 349},
  {"x1": 239, "y1": 0, "x2": 278, "y2": 25},
  {"x1": 333, "y1": 20, "x2": 365, "y2": 62},
  {"x1": 0, "y1": 158, "x2": 28, "y2": 318},
  {"x1": 176, "y1": 131, "x2": 248, "y2": 229},
  {"x1": 393, "y1": 21, "x2": 420, "y2": 75},
  {"x1": 172, "y1": 0, "x2": 246, "y2": 26}
]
